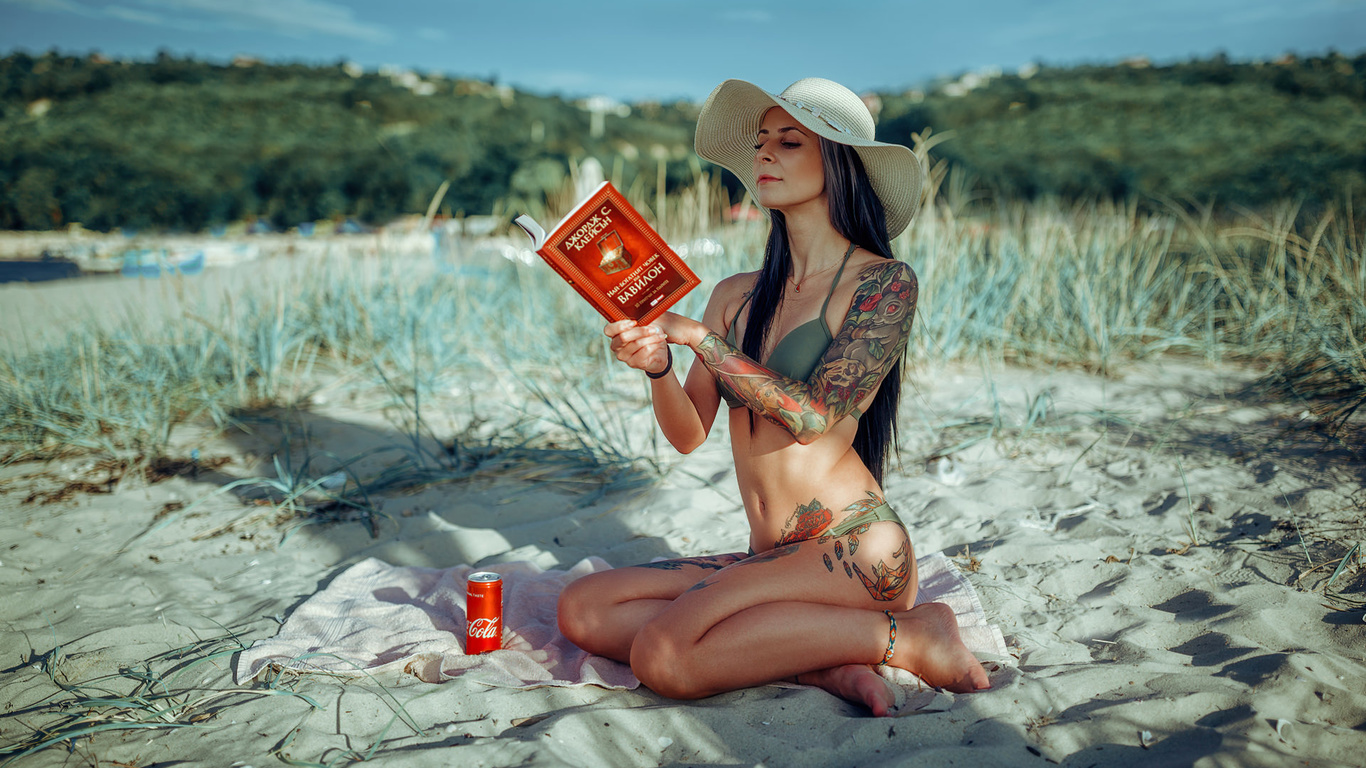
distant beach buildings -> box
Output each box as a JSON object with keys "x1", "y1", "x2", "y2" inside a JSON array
[{"x1": 580, "y1": 95, "x2": 631, "y2": 138}]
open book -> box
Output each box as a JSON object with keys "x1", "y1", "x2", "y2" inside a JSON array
[{"x1": 513, "y1": 181, "x2": 700, "y2": 326}]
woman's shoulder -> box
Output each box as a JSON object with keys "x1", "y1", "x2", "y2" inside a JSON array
[
  {"x1": 709, "y1": 270, "x2": 761, "y2": 307},
  {"x1": 713, "y1": 270, "x2": 760, "y2": 295},
  {"x1": 848, "y1": 249, "x2": 916, "y2": 286},
  {"x1": 701, "y1": 270, "x2": 760, "y2": 331}
]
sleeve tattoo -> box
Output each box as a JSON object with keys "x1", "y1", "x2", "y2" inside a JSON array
[{"x1": 695, "y1": 261, "x2": 918, "y2": 443}]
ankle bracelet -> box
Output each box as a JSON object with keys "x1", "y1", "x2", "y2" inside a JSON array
[{"x1": 880, "y1": 610, "x2": 897, "y2": 666}]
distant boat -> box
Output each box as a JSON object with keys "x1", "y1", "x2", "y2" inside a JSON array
[
  {"x1": 121, "y1": 250, "x2": 159, "y2": 278},
  {"x1": 0, "y1": 257, "x2": 81, "y2": 284},
  {"x1": 119, "y1": 249, "x2": 204, "y2": 278},
  {"x1": 168, "y1": 249, "x2": 205, "y2": 276}
]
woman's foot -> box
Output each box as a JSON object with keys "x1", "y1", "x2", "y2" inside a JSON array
[
  {"x1": 797, "y1": 603, "x2": 989, "y2": 715},
  {"x1": 796, "y1": 664, "x2": 897, "y2": 717},
  {"x1": 892, "y1": 602, "x2": 991, "y2": 693}
]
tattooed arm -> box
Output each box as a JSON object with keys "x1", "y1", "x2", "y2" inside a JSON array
[{"x1": 692, "y1": 260, "x2": 918, "y2": 445}]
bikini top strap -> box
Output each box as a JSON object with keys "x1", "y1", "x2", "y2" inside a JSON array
[
  {"x1": 728, "y1": 292, "x2": 752, "y2": 341},
  {"x1": 818, "y1": 242, "x2": 859, "y2": 319}
]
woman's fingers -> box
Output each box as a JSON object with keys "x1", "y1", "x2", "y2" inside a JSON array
[
  {"x1": 604, "y1": 319, "x2": 636, "y2": 338},
  {"x1": 626, "y1": 345, "x2": 669, "y2": 373},
  {"x1": 614, "y1": 333, "x2": 667, "y2": 368},
  {"x1": 616, "y1": 334, "x2": 664, "y2": 361},
  {"x1": 605, "y1": 320, "x2": 671, "y2": 372},
  {"x1": 608, "y1": 323, "x2": 666, "y2": 354}
]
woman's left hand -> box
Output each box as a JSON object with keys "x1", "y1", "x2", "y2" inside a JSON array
[{"x1": 647, "y1": 311, "x2": 709, "y2": 349}]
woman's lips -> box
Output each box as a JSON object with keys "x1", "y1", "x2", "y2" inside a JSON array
[{"x1": 756, "y1": 175, "x2": 779, "y2": 184}]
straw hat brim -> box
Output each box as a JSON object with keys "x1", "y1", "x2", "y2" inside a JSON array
[{"x1": 694, "y1": 79, "x2": 923, "y2": 238}]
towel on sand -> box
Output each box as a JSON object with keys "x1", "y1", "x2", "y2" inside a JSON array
[{"x1": 235, "y1": 552, "x2": 1008, "y2": 692}]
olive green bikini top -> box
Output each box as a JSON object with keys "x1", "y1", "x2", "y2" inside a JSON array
[{"x1": 719, "y1": 243, "x2": 861, "y2": 420}]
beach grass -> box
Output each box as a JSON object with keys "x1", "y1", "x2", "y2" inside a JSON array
[
  {"x1": 1, "y1": 175, "x2": 1361, "y2": 482},
  {"x1": 0, "y1": 624, "x2": 445, "y2": 767},
  {"x1": 0, "y1": 629, "x2": 321, "y2": 766}
]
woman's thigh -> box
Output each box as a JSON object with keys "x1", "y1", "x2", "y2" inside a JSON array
[
  {"x1": 644, "y1": 520, "x2": 917, "y2": 641},
  {"x1": 556, "y1": 552, "x2": 748, "y2": 655}
]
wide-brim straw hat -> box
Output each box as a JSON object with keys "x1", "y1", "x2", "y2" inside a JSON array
[{"x1": 695, "y1": 77, "x2": 923, "y2": 238}]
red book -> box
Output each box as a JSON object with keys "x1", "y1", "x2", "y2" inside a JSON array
[{"x1": 513, "y1": 181, "x2": 700, "y2": 326}]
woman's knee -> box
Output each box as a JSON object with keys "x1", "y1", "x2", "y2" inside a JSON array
[
  {"x1": 629, "y1": 619, "x2": 708, "y2": 700},
  {"x1": 556, "y1": 574, "x2": 609, "y2": 646}
]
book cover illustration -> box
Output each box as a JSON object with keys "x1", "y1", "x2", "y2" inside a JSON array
[{"x1": 513, "y1": 182, "x2": 701, "y2": 326}]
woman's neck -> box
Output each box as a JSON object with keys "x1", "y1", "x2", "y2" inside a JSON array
[{"x1": 782, "y1": 199, "x2": 850, "y2": 283}]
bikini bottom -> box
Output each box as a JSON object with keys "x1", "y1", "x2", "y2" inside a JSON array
[{"x1": 748, "y1": 501, "x2": 905, "y2": 556}]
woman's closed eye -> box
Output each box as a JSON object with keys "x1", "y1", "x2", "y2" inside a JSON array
[{"x1": 754, "y1": 141, "x2": 802, "y2": 150}]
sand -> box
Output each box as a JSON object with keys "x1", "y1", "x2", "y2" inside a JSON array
[{"x1": 2, "y1": 280, "x2": 1364, "y2": 766}]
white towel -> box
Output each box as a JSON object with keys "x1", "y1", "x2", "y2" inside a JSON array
[{"x1": 235, "y1": 552, "x2": 1008, "y2": 693}]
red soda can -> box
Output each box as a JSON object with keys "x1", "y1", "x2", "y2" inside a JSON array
[{"x1": 465, "y1": 572, "x2": 503, "y2": 654}]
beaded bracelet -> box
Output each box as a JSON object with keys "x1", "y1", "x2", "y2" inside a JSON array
[
  {"x1": 645, "y1": 347, "x2": 673, "y2": 379},
  {"x1": 879, "y1": 610, "x2": 897, "y2": 666}
]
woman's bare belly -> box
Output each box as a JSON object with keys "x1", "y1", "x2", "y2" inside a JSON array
[{"x1": 729, "y1": 409, "x2": 894, "y2": 552}]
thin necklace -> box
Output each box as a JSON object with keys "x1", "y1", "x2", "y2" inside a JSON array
[{"x1": 788, "y1": 259, "x2": 841, "y2": 293}]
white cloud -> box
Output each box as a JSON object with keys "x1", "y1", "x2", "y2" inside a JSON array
[
  {"x1": 104, "y1": 4, "x2": 172, "y2": 26},
  {"x1": 0, "y1": 0, "x2": 393, "y2": 43},
  {"x1": 139, "y1": 0, "x2": 391, "y2": 42}
]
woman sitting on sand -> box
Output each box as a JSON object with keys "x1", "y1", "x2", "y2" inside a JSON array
[{"x1": 557, "y1": 78, "x2": 989, "y2": 715}]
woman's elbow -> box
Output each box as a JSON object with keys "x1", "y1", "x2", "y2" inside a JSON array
[
  {"x1": 791, "y1": 412, "x2": 837, "y2": 445},
  {"x1": 664, "y1": 426, "x2": 708, "y2": 454},
  {"x1": 669, "y1": 434, "x2": 705, "y2": 454}
]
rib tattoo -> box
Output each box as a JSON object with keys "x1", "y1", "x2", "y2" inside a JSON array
[{"x1": 696, "y1": 262, "x2": 918, "y2": 442}]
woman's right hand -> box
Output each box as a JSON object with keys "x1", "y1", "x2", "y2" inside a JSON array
[{"x1": 605, "y1": 320, "x2": 670, "y2": 376}]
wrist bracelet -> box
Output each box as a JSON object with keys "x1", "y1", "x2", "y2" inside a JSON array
[{"x1": 646, "y1": 347, "x2": 673, "y2": 379}]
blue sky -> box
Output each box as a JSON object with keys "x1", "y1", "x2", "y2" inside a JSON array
[{"x1": 1, "y1": 0, "x2": 1362, "y2": 101}]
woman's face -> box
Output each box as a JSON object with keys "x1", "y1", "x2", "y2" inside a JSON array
[{"x1": 752, "y1": 107, "x2": 825, "y2": 214}]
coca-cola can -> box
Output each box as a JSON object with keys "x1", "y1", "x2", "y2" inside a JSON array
[{"x1": 465, "y1": 572, "x2": 503, "y2": 654}]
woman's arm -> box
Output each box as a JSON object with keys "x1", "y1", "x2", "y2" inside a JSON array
[
  {"x1": 606, "y1": 277, "x2": 742, "y2": 453},
  {"x1": 691, "y1": 261, "x2": 917, "y2": 445}
]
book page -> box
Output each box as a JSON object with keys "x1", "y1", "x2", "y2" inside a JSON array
[{"x1": 512, "y1": 215, "x2": 547, "y2": 251}]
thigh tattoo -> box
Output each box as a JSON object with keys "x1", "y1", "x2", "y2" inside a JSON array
[
  {"x1": 631, "y1": 554, "x2": 746, "y2": 571},
  {"x1": 819, "y1": 494, "x2": 911, "y2": 601}
]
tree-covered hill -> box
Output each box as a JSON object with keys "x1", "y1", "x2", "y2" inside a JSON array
[
  {"x1": 878, "y1": 53, "x2": 1366, "y2": 206},
  {"x1": 0, "y1": 52, "x2": 698, "y2": 231},
  {"x1": 1, "y1": 50, "x2": 1362, "y2": 231}
]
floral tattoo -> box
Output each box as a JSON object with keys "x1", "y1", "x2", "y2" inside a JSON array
[
  {"x1": 776, "y1": 499, "x2": 833, "y2": 546},
  {"x1": 697, "y1": 262, "x2": 917, "y2": 442}
]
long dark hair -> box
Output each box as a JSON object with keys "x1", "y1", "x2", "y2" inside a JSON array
[{"x1": 739, "y1": 138, "x2": 906, "y2": 486}]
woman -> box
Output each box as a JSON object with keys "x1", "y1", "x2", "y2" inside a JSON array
[{"x1": 557, "y1": 78, "x2": 989, "y2": 716}]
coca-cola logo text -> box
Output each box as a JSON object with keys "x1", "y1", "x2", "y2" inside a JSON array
[{"x1": 468, "y1": 617, "x2": 500, "y2": 639}]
